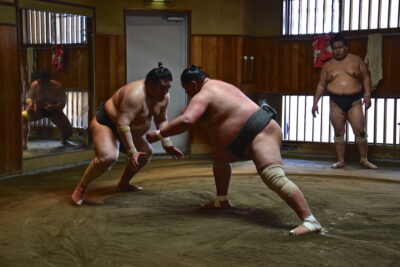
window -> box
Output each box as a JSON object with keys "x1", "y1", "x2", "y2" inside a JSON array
[
  {"x1": 283, "y1": 0, "x2": 400, "y2": 35},
  {"x1": 21, "y1": 9, "x2": 87, "y2": 45},
  {"x1": 282, "y1": 95, "x2": 400, "y2": 145}
]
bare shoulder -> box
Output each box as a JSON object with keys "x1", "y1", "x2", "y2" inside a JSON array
[
  {"x1": 348, "y1": 53, "x2": 363, "y2": 62},
  {"x1": 51, "y1": 80, "x2": 62, "y2": 86},
  {"x1": 51, "y1": 80, "x2": 64, "y2": 89},
  {"x1": 322, "y1": 59, "x2": 333, "y2": 69},
  {"x1": 30, "y1": 80, "x2": 39, "y2": 88},
  {"x1": 123, "y1": 80, "x2": 146, "y2": 104}
]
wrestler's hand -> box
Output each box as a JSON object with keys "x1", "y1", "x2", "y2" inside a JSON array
[
  {"x1": 146, "y1": 130, "x2": 159, "y2": 143},
  {"x1": 130, "y1": 152, "x2": 147, "y2": 168},
  {"x1": 28, "y1": 103, "x2": 36, "y2": 112},
  {"x1": 164, "y1": 146, "x2": 184, "y2": 160},
  {"x1": 311, "y1": 104, "x2": 319, "y2": 117},
  {"x1": 363, "y1": 97, "x2": 371, "y2": 110}
]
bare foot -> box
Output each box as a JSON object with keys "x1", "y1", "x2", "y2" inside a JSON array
[
  {"x1": 71, "y1": 185, "x2": 87, "y2": 206},
  {"x1": 360, "y1": 158, "x2": 377, "y2": 169},
  {"x1": 200, "y1": 199, "x2": 231, "y2": 209},
  {"x1": 331, "y1": 162, "x2": 345, "y2": 168},
  {"x1": 62, "y1": 140, "x2": 76, "y2": 147},
  {"x1": 116, "y1": 184, "x2": 143, "y2": 192},
  {"x1": 290, "y1": 218, "x2": 322, "y2": 236}
]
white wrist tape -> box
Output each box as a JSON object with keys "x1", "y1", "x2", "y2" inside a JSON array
[
  {"x1": 161, "y1": 137, "x2": 173, "y2": 147},
  {"x1": 117, "y1": 125, "x2": 131, "y2": 133},
  {"x1": 156, "y1": 130, "x2": 163, "y2": 139},
  {"x1": 127, "y1": 147, "x2": 137, "y2": 156}
]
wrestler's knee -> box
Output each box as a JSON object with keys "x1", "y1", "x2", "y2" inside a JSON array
[
  {"x1": 140, "y1": 146, "x2": 153, "y2": 164},
  {"x1": 333, "y1": 135, "x2": 345, "y2": 143},
  {"x1": 96, "y1": 154, "x2": 118, "y2": 170},
  {"x1": 355, "y1": 132, "x2": 368, "y2": 143},
  {"x1": 260, "y1": 164, "x2": 299, "y2": 199}
]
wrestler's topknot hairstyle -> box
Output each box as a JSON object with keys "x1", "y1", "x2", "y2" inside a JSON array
[
  {"x1": 330, "y1": 33, "x2": 348, "y2": 47},
  {"x1": 145, "y1": 62, "x2": 173, "y2": 83},
  {"x1": 180, "y1": 64, "x2": 209, "y2": 84},
  {"x1": 33, "y1": 70, "x2": 50, "y2": 82}
]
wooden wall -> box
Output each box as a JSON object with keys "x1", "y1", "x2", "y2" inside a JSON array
[
  {"x1": 0, "y1": 25, "x2": 21, "y2": 175},
  {"x1": 94, "y1": 34, "x2": 126, "y2": 108},
  {"x1": 35, "y1": 48, "x2": 89, "y2": 91},
  {"x1": 190, "y1": 35, "x2": 243, "y2": 86},
  {"x1": 20, "y1": 47, "x2": 90, "y2": 91}
]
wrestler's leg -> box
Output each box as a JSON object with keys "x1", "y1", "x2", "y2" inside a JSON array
[
  {"x1": 200, "y1": 157, "x2": 232, "y2": 208},
  {"x1": 330, "y1": 101, "x2": 347, "y2": 168},
  {"x1": 251, "y1": 120, "x2": 321, "y2": 235},
  {"x1": 21, "y1": 108, "x2": 43, "y2": 150},
  {"x1": 117, "y1": 135, "x2": 153, "y2": 191},
  {"x1": 347, "y1": 101, "x2": 377, "y2": 169},
  {"x1": 48, "y1": 111, "x2": 73, "y2": 145},
  {"x1": 71, "y1": 118, "x2": 119, "y2": 205}
]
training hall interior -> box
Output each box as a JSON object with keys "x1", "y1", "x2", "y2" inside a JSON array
[{"x1": 0, "y1": 0, "x2": 399, "y2": 266}]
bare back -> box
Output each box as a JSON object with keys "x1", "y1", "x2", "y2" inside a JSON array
[
  {"x1": 193, "y1": 80, "x2": 260, "y2": 148},
  {"x1": 104, "y1": 79, "x2": 169, "y2": 137},
  {"x1": 29, "y1": 80, "x2": 65, "y2": 108},
  {"x1": 325, "y1": 53, "x2": 364, "y2": 95}
]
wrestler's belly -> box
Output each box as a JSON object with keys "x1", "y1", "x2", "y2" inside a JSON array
[
  {"x1": 327, "y1": 78, "x2": 363, "y2": 95},
  {"x1": 206, "y1": 124, "x2": 244, "y2": 149}
]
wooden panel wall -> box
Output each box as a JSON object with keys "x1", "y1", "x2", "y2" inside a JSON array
[
  {"x1": 94, "y1": 34, "x2": 126, "y2": 108},
  {"x1": 0, "y1": 25, "x2": 21, "y2": 175},
  {"x1": 191, "y1": 35, "x2": 242, "y2": 86},
  {"x1": 25, "y1": 47, "x2": 90, "y2": 91}
]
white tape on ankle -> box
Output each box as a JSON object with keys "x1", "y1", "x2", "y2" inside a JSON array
[{"x1": 216, "y1": 195, "x2": 228, "y2": 202}]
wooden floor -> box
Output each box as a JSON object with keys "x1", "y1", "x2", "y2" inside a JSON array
[{"x1": 0, "y1": 158, "x2": 399, "y2": 266}]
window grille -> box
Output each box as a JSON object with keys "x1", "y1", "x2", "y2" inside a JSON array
[
  {"x1": 282, "y1": 95, "x2": 400, "y2": 145},
  {"x1": 21, "y1": 9, "x2": 87, "y2": 45},
  {"x1": 283, "y1": 0, "x2": 400, "y2": 35},
  {"x1": 31, "y1": 90, "x2": 89, "y2": 129}
]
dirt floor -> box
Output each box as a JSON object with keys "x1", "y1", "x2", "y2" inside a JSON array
[{"x1": 0, "y1": 158, "x2": 399, "y2": 266}]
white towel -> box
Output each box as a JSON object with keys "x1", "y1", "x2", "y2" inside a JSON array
[{"x1": 364, "y1": 34, "x2": 383, "y2": 91}]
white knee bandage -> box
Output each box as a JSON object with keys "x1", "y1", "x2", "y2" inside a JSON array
[
  {"x1": 355, "y1": 134, "x2": 368, "y2": 143},
  {"x1": 334, "y1": 135, "x2": 345, "y2": 143},
  {"x1": 260, "y1": 164, "x2": 299, "y2": 199}
]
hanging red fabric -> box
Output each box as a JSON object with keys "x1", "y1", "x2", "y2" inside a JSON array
[
  {"x1": 52, "y1": 44, "x2": 64, "y2": 71},
  {"x1": 312, "y1": 33, "x2": 334, "y2": 68}
]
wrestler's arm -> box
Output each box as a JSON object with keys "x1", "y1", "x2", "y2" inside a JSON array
[
  {"x1": 359, "y1": 59, "x2": 372, "y2": 109},
  {"x1": 312, "y1": 64, "x2": 328, "y2": 117},
  {"x1": 43, "y1": 82, "x2": 66, "y2": 111},
  {"x1": 153, "y1": 94, "x2": 184, "y2": 159},
  {"x1": 153, "y1": 94, "x2": 170, "y2": 130},
  {"x1": 26, "y1": 82, "x2": 37, "y2": 109},
  {"x1": 115, "y1": 93, "x2": 141, "y2": 153},
  {"x1": 158, "y1": 94, "x2": 208, "y2": 138},
  {"x1": 56, "y1": 85, "x2": 67, "y2": 110}
]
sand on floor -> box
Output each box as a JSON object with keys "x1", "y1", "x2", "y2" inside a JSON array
[{"x1": 0, "y1": 159, "x2": 399, "y2": 266}]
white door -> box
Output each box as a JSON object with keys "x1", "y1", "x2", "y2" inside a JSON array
[{"x1": 126, "y1": 13, "x2": 188, "y2": 154}]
